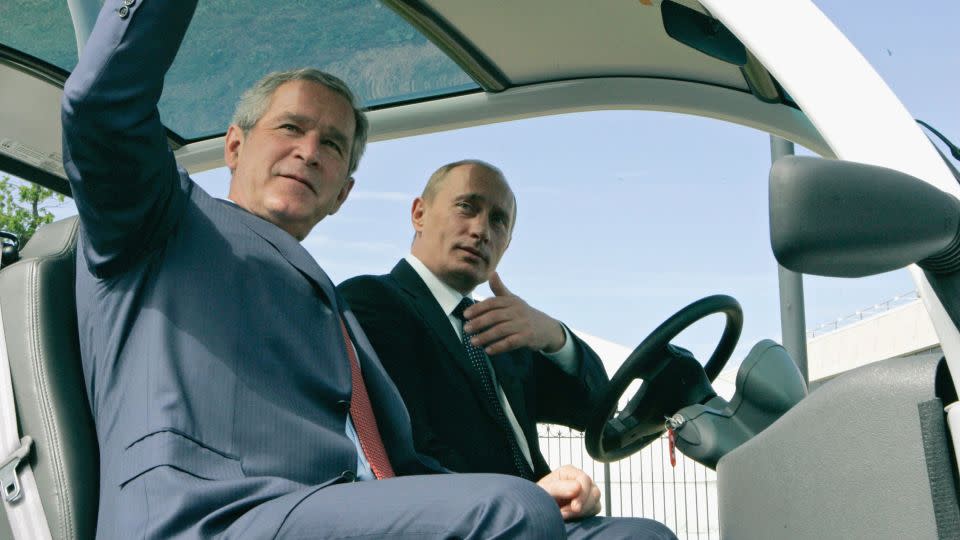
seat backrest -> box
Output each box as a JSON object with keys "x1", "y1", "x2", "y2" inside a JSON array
[{"x1": 0, "y1": 216, "x2": 98, "y2": 540}]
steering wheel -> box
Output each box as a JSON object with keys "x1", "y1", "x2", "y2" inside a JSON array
[{"x1": 585, "y1": 295, "x2": 742, "y2": 462}]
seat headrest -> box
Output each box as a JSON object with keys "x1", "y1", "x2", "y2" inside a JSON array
[{"x1": 19, "y1": 215, "x2": 79, "y2": 261}]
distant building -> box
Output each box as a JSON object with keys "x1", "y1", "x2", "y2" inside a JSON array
[{"x1": 807, "y1": 292, "x2": 940, "y2": 384}]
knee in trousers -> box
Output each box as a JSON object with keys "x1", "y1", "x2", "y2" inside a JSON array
[{"x1": 466, "y1": 474, "x2": 564, "y2": 538}]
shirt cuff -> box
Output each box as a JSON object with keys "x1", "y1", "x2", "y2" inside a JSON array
[{"x1": 542, "y1": 323, "x2": 579, "y2": 376}]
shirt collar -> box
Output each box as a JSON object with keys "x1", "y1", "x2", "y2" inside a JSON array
[{"x1": 404, "y1": 254, "x2": 470, "y2": 318}]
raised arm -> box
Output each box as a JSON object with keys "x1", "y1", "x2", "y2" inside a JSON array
[{"x1": 61, "y1": 0, "x2": 199, "y2": 276}]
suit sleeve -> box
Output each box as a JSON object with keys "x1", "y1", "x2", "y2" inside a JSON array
[
  {"x1": 61, "y1": 0, "x2": 197, "y2": 277},
  {"x1": 338, "y1": 276, "x2": 474, "y2": 472},
  {"x1": 532, "y1": 333, "x2": 609, "y2": 430}
]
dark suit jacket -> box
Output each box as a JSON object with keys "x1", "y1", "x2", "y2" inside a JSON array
[
  {"x1": 62, "y1": 2, "x2": 441, "y2": 538},
  {"x1": 338, "y1": 259, "x2": 609, "y2": 479}
]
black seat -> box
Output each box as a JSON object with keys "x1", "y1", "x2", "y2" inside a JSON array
[{"x1": 0, "y1": 216, "x2": 98, "y2": 539}]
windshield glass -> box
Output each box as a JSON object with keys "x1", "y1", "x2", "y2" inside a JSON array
[{"x1": 0, "y1": 0, "x2": 478, "y2": 142}]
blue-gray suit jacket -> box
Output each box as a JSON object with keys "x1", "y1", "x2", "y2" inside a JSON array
[{"x1": 61, "y1": 1, "x2": 441, "y2": 538}]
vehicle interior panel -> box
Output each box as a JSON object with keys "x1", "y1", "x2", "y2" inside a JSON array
[{"x1": 718, "y1": 354, "x2": 960, "y2": 540}]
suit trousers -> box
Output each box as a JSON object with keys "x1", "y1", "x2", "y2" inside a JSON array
[
  {"x1": 274, "y1": 474, "x2": 676, "y2": 539},
  {"x1": 123, "y1": 466, "x2": 676, "y2": 538}
]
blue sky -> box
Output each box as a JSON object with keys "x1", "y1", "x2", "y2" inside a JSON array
[
  {"x1": 48, "y1": 0, "x2": 960, "y2": 366},
  {"x1": 302, "y1": 0, "x2": 959, "y2": 364}
]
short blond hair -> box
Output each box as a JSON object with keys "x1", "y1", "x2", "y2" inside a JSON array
[{"x1": 422, "y1": 160, "x2": 516, "y2": 225}]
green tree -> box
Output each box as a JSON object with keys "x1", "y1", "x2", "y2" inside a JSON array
[{"x1": 0, "y1": 176, "x2": 65, "y2": 246}]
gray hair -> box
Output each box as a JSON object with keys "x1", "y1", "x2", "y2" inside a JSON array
[{"x1": 231, "y1": 68, "x2": 368, "y2": 175}]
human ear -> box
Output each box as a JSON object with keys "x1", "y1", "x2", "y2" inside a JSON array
[
  {"x1": 329, "y1": 177, "x2": 356, "y2": 214},
  {"x1": 411, "y1": 197, "x2": 426, "y2": 233},
  {"x1": 224, "y1": 125, "x2": 244, "y2": 172}
]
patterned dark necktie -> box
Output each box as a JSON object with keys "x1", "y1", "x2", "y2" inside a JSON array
[
  {"x1": 340, "y1": 320, "x2": 395, "y2": 479},
  {"x1": 453, "y1": 298, "x2": 533, "y2": 480}
]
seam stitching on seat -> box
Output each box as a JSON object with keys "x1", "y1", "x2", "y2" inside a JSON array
[
  {"x1": 28, "y1": 255, "x2": 72, "y2": 539},
  {"x1": 57, "y1": 230, "x2": 81, "y2": 540},
  {"x1": 54, "y1": 225, "x2": 80, "y2": 539}
]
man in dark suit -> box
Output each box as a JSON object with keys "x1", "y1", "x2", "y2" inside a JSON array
[
  {"x1": 342, "y1": 239, "x2": 604, "y2": 479},
  {"x1": 340, "y1": 160, "x2": 655, "y2": 520},
  {"x1": 62, "y1": 1, "x2": 674, "y2": 539}
]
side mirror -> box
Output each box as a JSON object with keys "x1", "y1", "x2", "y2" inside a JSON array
[{"x1": 769, "y1": 156, "x2": 960, "y2": 277}]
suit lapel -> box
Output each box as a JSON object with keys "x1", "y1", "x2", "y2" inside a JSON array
[
  {"x1": 391, "y1": 262, "x2": 463, "y2": 359},
  {"x1": 222, "y1": 210, "x2": 430, "y2": 472},
  {"x1": 235, "y1": 208, "x2": 338, "y2": 306},
  {"x1": 390, "y1": 260, "x2": 504, "y2": 425}
]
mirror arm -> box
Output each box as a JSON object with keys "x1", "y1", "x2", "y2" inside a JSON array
[{"x1": 920, "y1": 223, "x2": 960, "y2": 275}]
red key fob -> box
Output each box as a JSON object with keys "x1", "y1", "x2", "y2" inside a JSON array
[{"x1": 667, "y1": 427, "x2": 677, "y2": 467}]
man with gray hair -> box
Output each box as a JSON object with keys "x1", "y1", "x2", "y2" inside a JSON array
[{"x1": 62, "y1": 1, "x2": 675, "y2": 539}]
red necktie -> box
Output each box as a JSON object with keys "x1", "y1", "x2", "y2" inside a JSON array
[{"x1": 340, "y1": 320, "x2": 395, "y2": 479}]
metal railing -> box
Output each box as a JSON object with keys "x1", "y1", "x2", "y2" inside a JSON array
[
  {"x1": 537, "y1": 424, "x2": 718, "y2": 540},
  {"x1": 806, "y1": 290, "x2": 919, "y2": 339}
]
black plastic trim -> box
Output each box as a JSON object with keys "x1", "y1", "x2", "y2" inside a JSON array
[
  {"x1": 181, "y1": 86, "x2": 485, "y2": 146},
  {"x1": 917, "y1": 398, "x2": 960, "y2": 539},
  {"x1": 920, "y1": 227, "x2": 960, "y2": 275},
  {"x1": 0, "y1": 154, "x2": 71, "y2": 197},
  {"x1": 662, "y1": 0, "x2": 746, "y2": 66}
]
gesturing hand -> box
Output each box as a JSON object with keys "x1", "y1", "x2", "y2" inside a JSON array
[
  {"x1": 462, "y1": 272, "x2": 566, "y2": 356},
  {"x1": 536, "y1": 465, "x2": 603, "y2": 520}
]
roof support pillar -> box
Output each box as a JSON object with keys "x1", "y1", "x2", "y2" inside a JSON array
[
  {"x1": 66, "y1": 0, "x2": 101, "y2": 58},
  {"x1": 772, "y1": 135, "x2": 809, "y2": 384}
]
